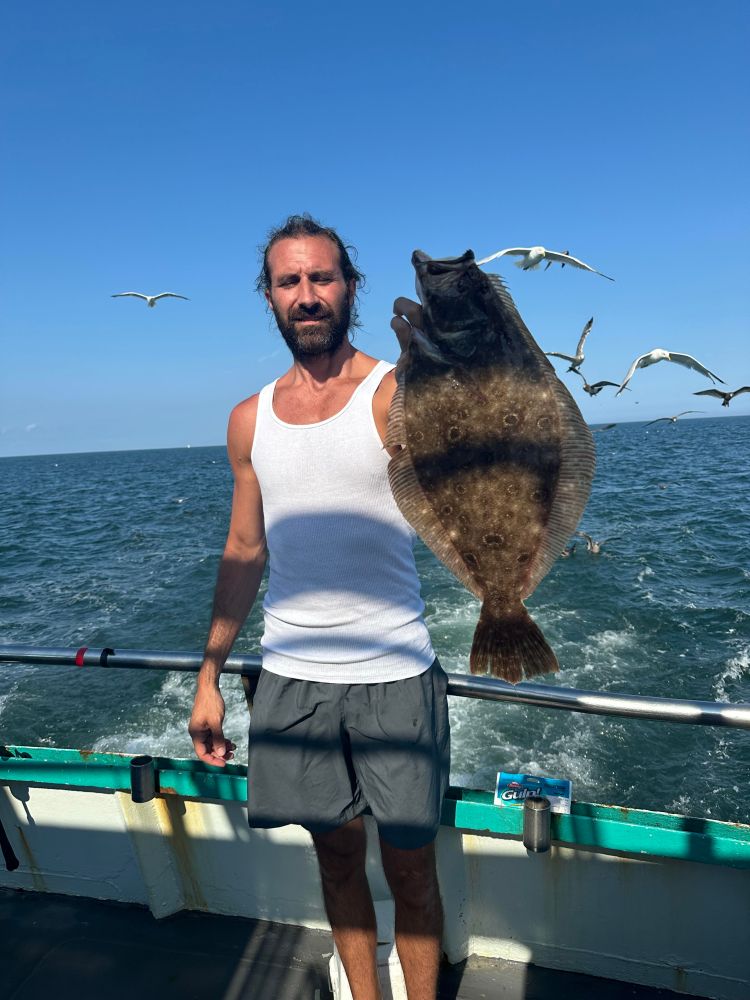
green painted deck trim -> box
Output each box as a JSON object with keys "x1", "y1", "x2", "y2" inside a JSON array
[{"x1": 2, "y1": 745, "x2": 749, "y2": 869}]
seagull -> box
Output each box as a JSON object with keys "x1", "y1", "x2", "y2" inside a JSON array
[
  {"x1": 644, "y1": 410, "x2": 704, "y2": 427},
  {"x1": 560, "y1": 542, "x2": 578, "y2": 557},
  {"x1": 576, "y1": 531, "x2": 618, "y2": 555},
  {"x1": 616, "y1": 349, "x2": 724, "y2": 395},
  {"x1": 572, "y1": 371, "x2": 621, "y2": 396},
  {"x1": 591, "y1": 423, "x2": 617, "y2": 432},
  {"x1": 693, "y1": 387, "x2": 750, "y2": 408},
  {"x1": 546, "y1": 317, "x2": 594, "y2": 371},
  {"x1": 476, "y1": 246, "x2": 614, "y2": 280},
  {"x1": 112, "y1": 292, "x2": 190, "y2": 307}
]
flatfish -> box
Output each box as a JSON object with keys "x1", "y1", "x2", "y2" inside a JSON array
[{"x1": 386, "y1": 250, "x2": 595, "y2": 683}]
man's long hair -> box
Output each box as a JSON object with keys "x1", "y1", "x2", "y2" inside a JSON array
[{"x1": 256, "y1": 213, "x2": 366, "y2": 328}]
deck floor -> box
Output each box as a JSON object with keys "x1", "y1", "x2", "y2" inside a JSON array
[{"x1": 0, "y1": 887, "x2": 700, "y2": 999}]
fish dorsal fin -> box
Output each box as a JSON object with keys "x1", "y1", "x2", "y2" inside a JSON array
[
  {"x1": 524, "y1": 359, "x2": 596, "y2": 597},
  {"x1": 484, "y1": 272, "x2": 595, "y2": 596},
  {"x1": 484, "y1": 273, "x2": 556, "y2": 374}
]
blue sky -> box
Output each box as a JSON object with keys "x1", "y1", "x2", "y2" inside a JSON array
[{"x1": 2, "y1": 1, "x2": 748, "y2": 456}]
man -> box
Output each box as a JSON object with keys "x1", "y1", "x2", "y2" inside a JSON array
[{"x1": 188, "y1": 215, "x2": 450, "y2": 1000}]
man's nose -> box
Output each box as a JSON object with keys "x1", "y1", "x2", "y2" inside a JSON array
[{"x1": 296, "y1": 278, "x2": 319, "y2": 309}]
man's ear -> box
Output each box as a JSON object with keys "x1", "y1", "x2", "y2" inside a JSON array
[{"x1": 264, "y1": 288, "x2": 273, "y2": 309}]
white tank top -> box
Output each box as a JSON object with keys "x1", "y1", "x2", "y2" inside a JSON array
[{"x1": 251, "y1": 359, "x2": 434, "y2": 683}]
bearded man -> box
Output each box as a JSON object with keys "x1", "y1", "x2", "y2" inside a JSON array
[{"x1": 188, "y1": 214, "x2": 449, "y2": 1000}]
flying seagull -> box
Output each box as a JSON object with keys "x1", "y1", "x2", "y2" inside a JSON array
[
  {"x1": 591, "y1": 423, "x2": 617, "y2": 432},
  {"x1": 572, "y1": 370, "x2": 621, "y2": 396},
  {"x1": 574, "y1": 371, "x2": 622, "y2": 397},
  {"x1": 112, "y1": 292, "x2": 190, "y2": 307},
  {"x1": 476, "y1": 246, "x2": 614, "y2": 280},
  {"x1": 644, "y1": 410, "x2": 704, "y2": 427},
  {"x1": 546, "y1": 317, "x2": 594, "y2": 371},
  {"x1": 693, "y1": 386, "x2": 750, "y2": 408},
  {"x1": 616, "y1": 349, "x2": 724, "y2": 395},
  {"x1": 575, "y1": 531, "x2": 618, "y2": 555}
]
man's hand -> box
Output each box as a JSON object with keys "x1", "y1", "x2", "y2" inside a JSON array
[
  {"x1": 391, "y1": 297, "x2": 423, "y2": 352},
  {"x1": 188, "y1": 682, "x2": 236, "y2": 767}
]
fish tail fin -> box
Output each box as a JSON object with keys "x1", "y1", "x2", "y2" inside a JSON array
[{"x1": 470, "y1": 604, "x2": 559, "y2": 684}]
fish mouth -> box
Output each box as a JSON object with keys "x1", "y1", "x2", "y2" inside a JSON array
[{"x1": 412, "y1": 249, "x2": 475, "y2": 272}]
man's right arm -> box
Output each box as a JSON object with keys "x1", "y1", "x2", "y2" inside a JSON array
[{"x1": 188, "y1": 395, "x2": 267, "y2": 766}]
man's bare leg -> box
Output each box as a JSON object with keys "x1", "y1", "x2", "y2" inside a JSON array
[
  {"x1": 313, "y1": 817, "x2": 381, "y2": 1000},
  {"x1": 380, "y1": 838, "x2": 442, "y2": 1000}
]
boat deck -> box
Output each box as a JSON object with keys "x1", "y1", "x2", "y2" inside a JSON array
[{"x1": 0, "y1": 887, "x2": 699, "y2": 1000}]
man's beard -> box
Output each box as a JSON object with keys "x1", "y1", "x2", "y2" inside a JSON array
[{"x1": 272, "y1": 297, "x2": 351, "y2": 360}]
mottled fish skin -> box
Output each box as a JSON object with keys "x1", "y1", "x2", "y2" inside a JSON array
[{"x1": 387, "y1": 250, "x2": 595, "y2": 683}]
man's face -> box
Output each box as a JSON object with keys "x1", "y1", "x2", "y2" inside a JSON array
[{"x1": 265, "y1": 236, "x2": 355, "y2": 360}]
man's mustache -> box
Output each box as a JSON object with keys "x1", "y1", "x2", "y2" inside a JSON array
[{"x1": 289, "y1": 309, "x2": 333, "y2": 322}]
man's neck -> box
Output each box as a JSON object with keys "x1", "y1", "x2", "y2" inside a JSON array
[{"x1": 286, "y1": 340, "x2": 360, "y2": 390}]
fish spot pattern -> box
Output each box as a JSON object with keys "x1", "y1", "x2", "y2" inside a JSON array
[{"x1": 483, "y1": 533, "x2": 504, "y2": 547}]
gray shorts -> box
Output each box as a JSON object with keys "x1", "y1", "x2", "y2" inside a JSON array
[{"x1": 246, "y1": 659, "x2": 450, "y2": 850}]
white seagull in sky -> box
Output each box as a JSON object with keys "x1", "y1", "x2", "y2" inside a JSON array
[
  {"x1": 644, "y1": 410, "x2": 704, "y2": 427},
  {"x1": 546, "y1": 316, "x2": 594, "y2": 371},
  {"x1": 476, "y1": 246, "x2": 614, "y2": 281},
  {"x1": 112, "y1": 292, "x2": 190, "y2": 307},
  {"x1": 616, "y1": 349, "x2": 724, "y2": 396}
]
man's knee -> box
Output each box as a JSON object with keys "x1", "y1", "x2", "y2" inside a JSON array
[
  {"x1": 380, "y1": 839, "x2": 440, "y2": 908},
  {"x1": 312, "y1": 817, "x2": 368, "y2": 884}
]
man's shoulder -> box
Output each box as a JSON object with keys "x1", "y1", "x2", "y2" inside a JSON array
[
  {"x1": 227, "y1": 392, "x2": 263, "y2": 459},
  {"x1": 230, "y1": 391, "x2": 261, "y2": 422},
  {"x1": 372, "y1": 362, "x2": 397, "y2": 400}
]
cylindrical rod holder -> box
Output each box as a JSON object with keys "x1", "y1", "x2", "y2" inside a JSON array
[
  {"x1": 130, "y1": 755, "x2": 156, "y2": 803},
  {"x1": 523, "y1": 795, "x2": 551, "y2": 853}
]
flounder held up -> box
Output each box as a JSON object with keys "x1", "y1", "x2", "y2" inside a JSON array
[{"x1": 386, "y1": 250, "x2": 595, "y2": 683}]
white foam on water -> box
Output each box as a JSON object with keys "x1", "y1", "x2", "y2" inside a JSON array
[
  {"x1": 425, "y1": 597, "x2": 478, "y2": 628},
  {"x1": 666, "y1": 792, "x2": 697, "y2": 816},
  {"x1": 589, "y1": 628, "x2": 634, "y2": 653},
  {"x1": 637, "y1": 566, "x2": 654, "y2": 583},
  {"x1": 0, "y1": 682, "x2": 19, "y2": 718},
  {"x1": 713, "y1": 645, "x2": 750, "y2": 702}
]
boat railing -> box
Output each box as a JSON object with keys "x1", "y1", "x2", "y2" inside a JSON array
[{"x1": 1, "y1": 643, "x2": 749, "y2": 729}]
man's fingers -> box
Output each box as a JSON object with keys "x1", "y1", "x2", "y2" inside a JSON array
[
  {"x1": 189, "y1": 722, "x2": 232, "y2": 767},
  {"x1": 393, "y1": 296, "x2": 423, "y2": 329},
  {"x1": 391, "y1": 315, "x2": 413, "y2": 353},
  {"x1": 192, "y1": 735, "x2": 226, "y2": 767},
  {"x1": 392, "y1": 297, "x2": 424, "y2": 354}
]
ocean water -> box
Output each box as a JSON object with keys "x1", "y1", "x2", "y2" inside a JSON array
[{"x1": 1, "y1": 416, "x2": 749, "y2": 824}]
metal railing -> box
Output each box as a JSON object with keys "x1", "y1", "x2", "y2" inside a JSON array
[{"x1": 1, "y1": 643, "x2": 749, "y2": 729}]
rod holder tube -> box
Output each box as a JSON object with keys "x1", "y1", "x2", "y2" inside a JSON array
[
  {"x1": 130, "y1": 755, "x2": 156, "y2": 803},
  {"x1": 523, "y1": 795, "x2": 551, "y2": 853}
]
